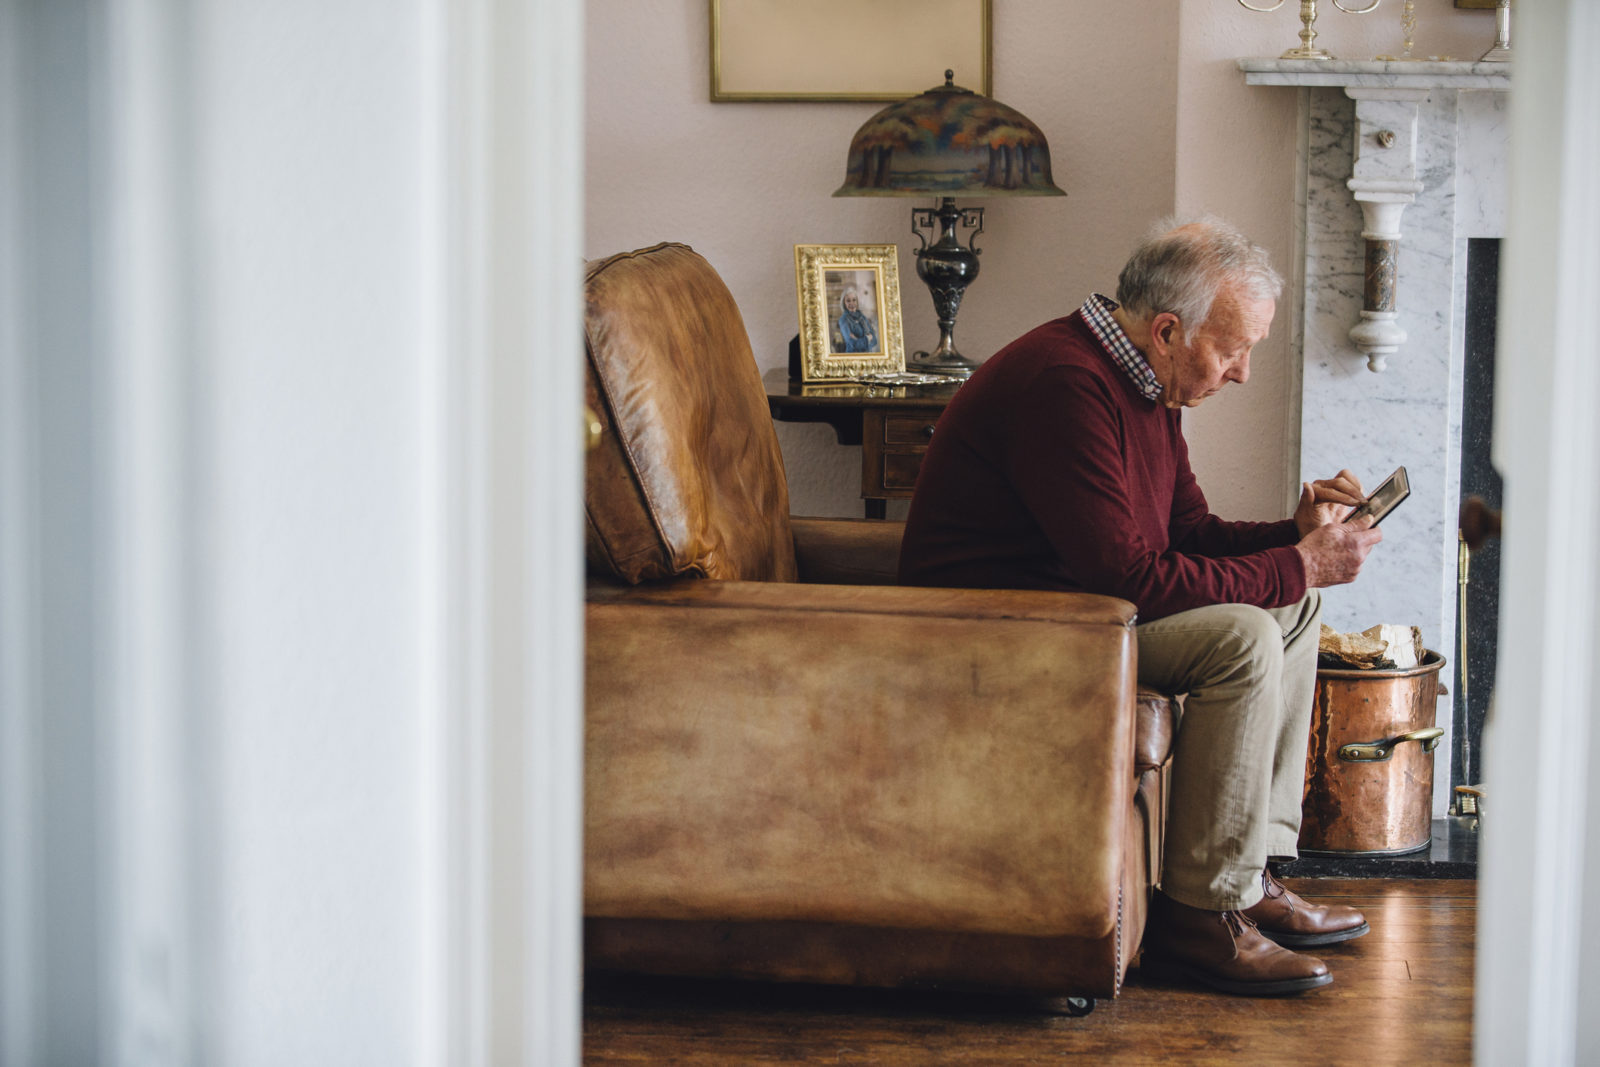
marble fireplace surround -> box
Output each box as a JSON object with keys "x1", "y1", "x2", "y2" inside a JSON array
[{"x1": 1239, "y1": 59, "x2": 1510, "y2": 816}]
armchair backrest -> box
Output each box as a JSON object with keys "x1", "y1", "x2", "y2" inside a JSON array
[{"x1": 584, "y1": 243, "x2": 797, "y2": 583}]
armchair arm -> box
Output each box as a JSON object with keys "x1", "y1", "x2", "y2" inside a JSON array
[
  {"x1": 585, "y1": 579, "x2": 1141, "y2": 941},
  {"x1": 790, "y1": 516, "x2": 904, "y2": 585}
]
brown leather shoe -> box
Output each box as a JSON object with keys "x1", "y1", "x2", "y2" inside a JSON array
[
  {"x1": 1140, "y1": 891, "x2": 1332, "y2": 996},
  {"x1": 1242, "y1": 868, "x2": 1370, "y2": 947}
]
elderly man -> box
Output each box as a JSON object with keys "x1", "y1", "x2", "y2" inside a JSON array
[{"x1": 899, "y1": 217, "x2": 1383, "y2": 996}]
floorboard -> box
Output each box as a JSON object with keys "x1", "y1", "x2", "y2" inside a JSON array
[{"x1": 584, "y1": 878, "x2": 1476, "y2": 1065}]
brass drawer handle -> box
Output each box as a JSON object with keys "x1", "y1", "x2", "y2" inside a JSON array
[{"x1": 1338, "y1": 727, "x2": 1444, "y2": 763}]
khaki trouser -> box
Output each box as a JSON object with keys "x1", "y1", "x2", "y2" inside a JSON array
[{"x1": 1135, "y1": 591, "x2": 1322, "y2": 911}]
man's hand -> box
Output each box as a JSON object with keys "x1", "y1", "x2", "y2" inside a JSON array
[
  {"x1": 1296, "y1": 515, "x2": 1383, "y2": 588},
  {"x1": 1295, "y1": 469, "x2": 1367, "y2": 538}
]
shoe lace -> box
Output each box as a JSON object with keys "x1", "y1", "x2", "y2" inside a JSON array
[{"x1": 1222, "y1": 910, "x2": 1257, "y2": 937}]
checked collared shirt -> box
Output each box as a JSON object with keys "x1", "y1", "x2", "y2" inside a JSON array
[{"x1": 1078, "y1": 292, "x2": 1162, "y2": 403}]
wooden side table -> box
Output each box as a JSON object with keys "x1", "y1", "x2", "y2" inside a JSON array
[{"x1": 763, "y1": 368, "x2": 961, "y2": 519}]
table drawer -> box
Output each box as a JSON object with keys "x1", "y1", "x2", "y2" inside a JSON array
[
  {"x1": 862, "y1": 407, "x2": 943, "y2": 501},
  {"x1": 764, "y1": 368, "x2": 959, "y2": 519},
  {"x1": 882, "y1": 414, "x2": 940, "y2": 445},
  {"x1": 881, "y1": 453, "x2": 924, "y2": 491}
]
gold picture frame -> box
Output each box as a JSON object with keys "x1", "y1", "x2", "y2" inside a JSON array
[
  {"x1": 794, "y1": 244, "x2": 905, "y2": 382},
  {"x1": 711, "y1": 0, "x2": 992, "y2": 102}
]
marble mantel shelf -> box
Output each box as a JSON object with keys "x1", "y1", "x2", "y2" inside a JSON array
[
  {"x1": 1241, "y1": 57, "x2": 1509, "y2": 372},
  {"x1": 1239, "y1": 58, "x2": 1510, "y2": 90}
]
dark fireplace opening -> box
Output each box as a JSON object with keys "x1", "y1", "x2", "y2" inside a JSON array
[{"x1": 1455, "y1": 238, "x2": 1502, "y2": 793}]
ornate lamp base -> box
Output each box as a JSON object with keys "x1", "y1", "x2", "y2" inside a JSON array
[{"x1": 908, "y1": 198, "x2": 983, "y2": 378}]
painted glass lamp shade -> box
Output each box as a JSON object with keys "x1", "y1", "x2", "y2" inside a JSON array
[
  {"x1": 832, "y1": 74, "x2": 1065, "y2": 199},
  {"x1": 834, "y1": 72, "x2": 1064, "y2": 376}
]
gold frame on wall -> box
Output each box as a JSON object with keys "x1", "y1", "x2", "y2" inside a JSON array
[
  {"x1": 710, "y1": 0, "x2": 992, "y2": 102},
  {"x1": 794, "y1": 244, "x2": 905, "y2": 382}
]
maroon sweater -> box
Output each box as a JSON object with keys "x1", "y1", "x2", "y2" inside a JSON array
[{"x1": 898, "y1": 311, "x2": 1306, "y2": 621}]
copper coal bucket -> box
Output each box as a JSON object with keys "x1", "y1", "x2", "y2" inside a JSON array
[{"x1": 1299, "y1": 651, "x2": 1447, "y2": 855}]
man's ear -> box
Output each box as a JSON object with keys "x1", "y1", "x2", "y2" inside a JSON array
[{"x1": 1149, "y1": 311, "x2": 1182, "y2": 356}]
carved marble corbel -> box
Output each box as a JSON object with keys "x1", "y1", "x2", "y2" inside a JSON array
[{"x1": 1344, "y1": 88, "x2": 1426, "y2": 371}]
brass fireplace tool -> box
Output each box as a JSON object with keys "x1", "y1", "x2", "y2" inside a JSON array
[
  {"x1": 1452, "y1": 497, "x2": 1502, "y2": 823},
  {"x1": 1236, "y1": 0, "x2": 1383, "y2": 60}
]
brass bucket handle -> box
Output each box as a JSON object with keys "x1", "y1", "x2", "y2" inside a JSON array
[{"x1": 1338, "y1": 726, "x2": 1444, "y2": 763}]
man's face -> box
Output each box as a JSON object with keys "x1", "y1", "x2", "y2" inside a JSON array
[{"x1": 1158, "y1": 289, "x2": 1274, "y2": 409}]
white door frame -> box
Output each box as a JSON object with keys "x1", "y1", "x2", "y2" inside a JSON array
[
  {"x1": 1475, "y1": 1, "x2": 1600, "y2": 1062},
  {"x1": 0, "y1": 1, "x2": 585, "y2": 1064},
  {"x1": 429, "y1": 0, "x2": 585, "y2": 1064},
  {"x1": 0, "y1": 2, "x2": 37, "y2": 1062}
]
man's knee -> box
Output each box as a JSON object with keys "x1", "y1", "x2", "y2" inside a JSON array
[{"x1": 1200, "y1": 604, "x2": 1285, "y2": 685}]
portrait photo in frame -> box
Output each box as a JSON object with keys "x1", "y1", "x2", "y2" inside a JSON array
[{"x1": 794, "y1": 245, "x2": 906, "y2": 381}]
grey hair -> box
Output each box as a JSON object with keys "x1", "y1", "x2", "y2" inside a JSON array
[{"x1": 1114, "y1": 214, "x2": 1283, "y2": 339}]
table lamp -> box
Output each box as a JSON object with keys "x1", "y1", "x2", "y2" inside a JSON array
[{"x1": 833, "y1": 71, "x2": 1064, "y2": 377}]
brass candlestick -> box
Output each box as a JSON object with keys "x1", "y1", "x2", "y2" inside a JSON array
[
  {"x1": 1375, "y1": 0, "x2": 1417, "y2": 59},
  {"x1": 1239, "y1": 0, "x2": 1383, "y2": 61},
  {"x1": 1480, "y1": 0, "x2": 1512, "y2": 62},
  {"x1": 1375, "y1": 0, "x2": 1456, "y2": 62}
]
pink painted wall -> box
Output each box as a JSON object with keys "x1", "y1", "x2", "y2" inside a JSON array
[{"x1": 586, "y1": 0, "x2": 1497, "y2": 519}]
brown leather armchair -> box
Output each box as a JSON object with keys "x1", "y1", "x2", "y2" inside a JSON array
[{"x1": 583, "y1": 242, "x2": 1177, "y2": 1006}]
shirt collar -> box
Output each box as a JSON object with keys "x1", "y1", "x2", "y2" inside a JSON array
[{"x1": 1079, "y1": 293, "x2": 1162, "y2": 403}]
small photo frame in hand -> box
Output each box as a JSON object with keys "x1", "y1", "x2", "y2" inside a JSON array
[
  {"x1": 1347, "y1": 466, "x2": 1410, "y2": 526},
  {"x1": 794, "y1": 244, "x2": 906, "y2": 381}
]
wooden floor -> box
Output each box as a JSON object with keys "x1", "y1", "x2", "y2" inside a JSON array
[{"x1": 584, "y1": 878, "x2": 1476, "y2": 1065}]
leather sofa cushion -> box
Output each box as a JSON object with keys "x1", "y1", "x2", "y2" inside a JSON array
[
  {"x1": 1134, "y1": 688, "x2": 1179, "y2": 773},
  {"x1": 789, "y1": 517, "x2": 905, "y2": 586},
  {"x1": 584, "y1": 243, "x2": 796, "y2": 583}
]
